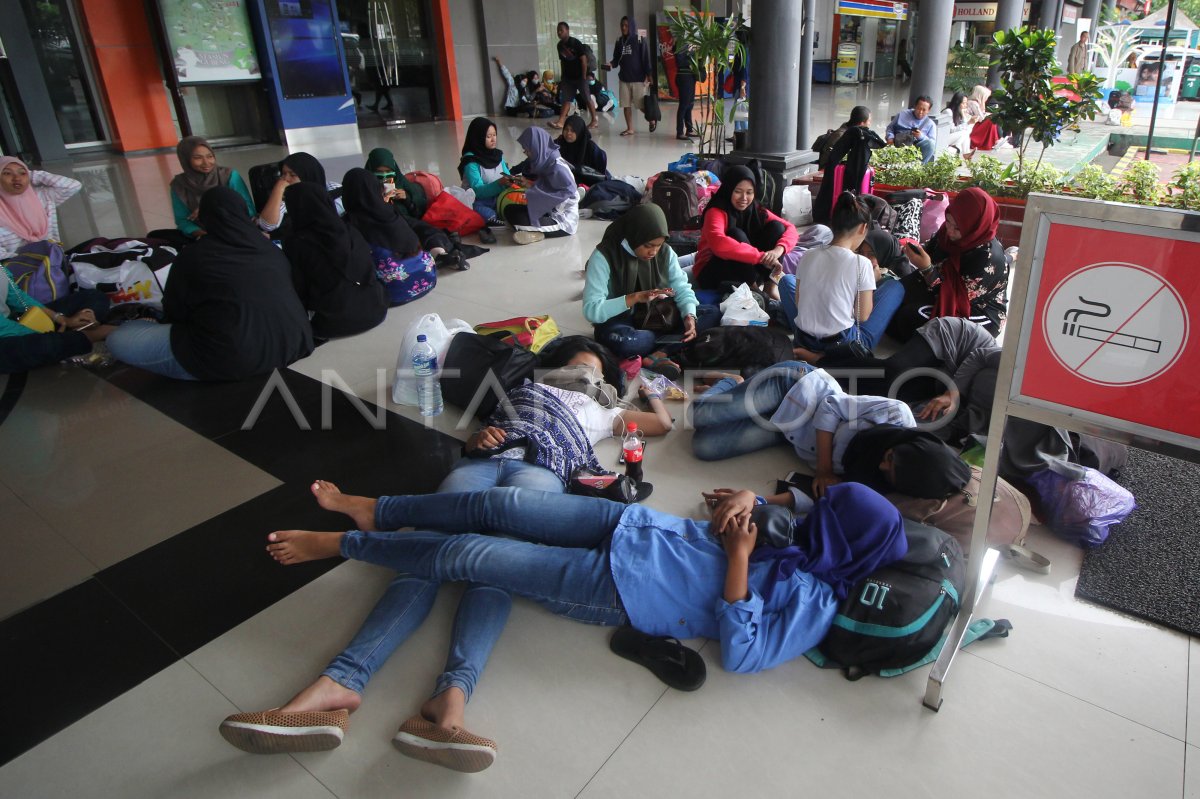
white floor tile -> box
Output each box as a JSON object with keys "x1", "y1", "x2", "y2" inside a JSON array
[
  {"x1": 580, "y1": 651, "x2": 1185, "y2": 799},
  {"x1": 1190, "y1": 638, "x2": 1199, "y2": 746},
  {"x1": 0, "y1": 661, "x2": 336, "y2": 799},
  {"x1": 0, "y1": 480, "x2": 93, "y2": 617},
  {"x1": 1188, "y1": 745, "x2": 1199, "y2": 799},
  {"x1": 969, "y1": 525, "x2": 1191, "y2": 740}
]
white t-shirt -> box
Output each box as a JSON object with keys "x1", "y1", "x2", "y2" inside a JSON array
[
  {"x1": 791, "y1": 244, "x2": 874, "y2": 338},
  {"x1": 496, "y1": 384, "x2": 623, "y2": 460}
]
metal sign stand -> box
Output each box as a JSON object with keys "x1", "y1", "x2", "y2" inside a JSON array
[{"x1": 923, "y1": 193, "x2": 1200, "y2": 711}]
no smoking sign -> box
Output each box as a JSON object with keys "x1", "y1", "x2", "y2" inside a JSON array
[{"x1": 1041, "y1": 263, "x2": 1189, "y2": 386}]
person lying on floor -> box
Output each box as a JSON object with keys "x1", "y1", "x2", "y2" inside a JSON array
[{"x1": 221, "y1": 481, "x2": 907, "y2": 768}]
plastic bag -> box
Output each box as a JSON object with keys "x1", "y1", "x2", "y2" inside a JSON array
[
  {"x1": 781, "y1": 185, "x2": 814, "y2": 226},
  {"x1": 618, "y1": 175, "x2": 646, "y2": 194},
  {"x1": 920, "y1": 192, "x2": 950, "y2": 242},
  {"x1": 392, "y1": 313, "x2": 472, "y2": 405},
  {"x1": 444, "y1": 185, "x2": 476, "y2": 209},
  {"x1": 72, "y1": 259, "x2": 165, "y2": 307},
  {"x1": 1027, "y1": 464, "x2": 1136, "y2": 548},
  {"x1": 719, "y1": 283, "x2": 770, "y2": 327}
]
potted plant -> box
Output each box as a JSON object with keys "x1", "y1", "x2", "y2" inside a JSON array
[
  {"x1": 989, "y1": 26, "x2": 1103, "y2": 191},
  {"x1": 665, "y1": 2, "x2": 746, "y2": 158},
  {"x1": 945, "y1": 42, "x2": 991, "y2": 94}
]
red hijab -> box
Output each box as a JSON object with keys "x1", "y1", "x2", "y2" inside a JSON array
[{"x1": 933, "y1": 187, "x2": 999, "y2": 319}]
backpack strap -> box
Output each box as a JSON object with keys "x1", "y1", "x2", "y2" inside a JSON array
[{"x1": 874, "y1": 618, "x2": 1012, "y2": 678}]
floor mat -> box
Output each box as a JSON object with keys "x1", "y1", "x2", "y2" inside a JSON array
[{"x1": 1075, "y1": 448, "x2": 1200, "y2": 636}]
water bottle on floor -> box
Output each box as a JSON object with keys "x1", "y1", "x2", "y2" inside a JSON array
[{"x1": 412, "y1": 334, "x2": 443, "y2": 417}]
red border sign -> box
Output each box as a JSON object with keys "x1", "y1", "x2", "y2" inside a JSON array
[{"x1": 1019, "y1": 222, "x2": 1200, "y2": 440}]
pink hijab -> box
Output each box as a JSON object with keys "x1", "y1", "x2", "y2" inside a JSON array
[{"x1": 0, "y1": 157, "x2": 50, "y2": 241}]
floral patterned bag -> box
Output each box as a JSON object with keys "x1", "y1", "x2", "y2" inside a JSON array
[{"x1": 372, "y1": 247, "x2": 436, "y2": 306}]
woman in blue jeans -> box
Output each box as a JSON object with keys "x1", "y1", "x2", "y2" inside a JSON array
[
  {"x1": 223, "y1": 482, "x2": 906, "y2": 768},
  {"x1": 220, "y1": 343, "x2": 671, "y2": 771}
]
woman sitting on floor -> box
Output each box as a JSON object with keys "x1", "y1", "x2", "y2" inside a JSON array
[
  {"x1": 457, "y1": 117, "x2": 511, "y2": 242},
  {"x1": 583, "y1": 204, "x2": 719, "y2": 360},
  {"x1": 693, "y1": 164, "x2": 798, "y2": 298},
  {"x1": 779, "y1": 193, "x2": 904, "y2": 356},
  {"x1": 282, "y1": 182, "x2": 387, "y2": 340},
  {"x1": 1, "y1": 264, "x2": 112, "y2": 374},
  {"x1": 0, "y1": 157, "x2": 81, "y2": 261},
  {"x1": 555, "y1": 115, "x2": 610, "y2": 185},
  {"x1": 365, "y1": 147, "x2": 467, "y2": 270},
  {"x1": 107, "y1": 186, "x2": 313, "y2": 380},
  {"x1": 499, "y1": 127, "x2": 579, "y2": 245},
  {"x1": 943, "y1": 92, "x2": 973, "y2": 157},
  {"x1": 258, "y1": 152, "x2": 346, "y2": 237},
  {"x1": 888, "y1": 187, "x2": 1009, "y2": 341},
  {"x1": 221, "y1": 480, "x2": 907, "y2": 767},
  {"x1": 169, "y1": 136, "x2": 255, "y2": 241}
]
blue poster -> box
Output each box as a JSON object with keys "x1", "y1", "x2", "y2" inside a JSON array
[{"x1": 265, "y1": 0, "x2": 346, "y2": 99}]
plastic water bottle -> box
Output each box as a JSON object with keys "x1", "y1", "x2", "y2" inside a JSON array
[
  {"x1": 412, "y1": 334, "x2": 443, "y2": 417},
  {"x1": 622, "y1": 423, "x2": 645, "y2": 483}
]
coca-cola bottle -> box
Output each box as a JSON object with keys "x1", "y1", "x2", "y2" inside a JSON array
[{"x1": 622, "y1": 422, "x2": 645, "y2": 483}]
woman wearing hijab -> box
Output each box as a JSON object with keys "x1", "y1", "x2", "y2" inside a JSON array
[
  {"x1": 223, "y1": 480, "x2": 906, "y2": 765},
  {"x1": 458, "y1": 117, "x2": 511, "y2": 235},
  {"x1": 0, "y1": 157, "x2": 81, "y2": 260},
  {"x1": 108, "y1": 186, "x2": 313, "y2": 380},
  {"x1": 364, "y1": 147, "x2": 466, "y2": 269},
  {"x1": 892, "y1": 187, "x2": 1009, "y2": 341},
  {"x1": 169, "y1": 136, "x2": 255, "y2": 240},
  {"x1": 967, "y1": 85, "x2": 1001, "y2": 152},
  {"x1": 812, "y1": 106, "x2": 885, "y2": 226},
  {"x1": 583, "y1": 204, "x2": 719, "y2": 358},
  {"x1": 258, "y1": 151, "x2": 346, "y2": 235},
  {"x1": 1, "y1": 263, "x2": 112, "y2": 374},
  {"x1": 501, "y1": 127, "x2": 579, "y2": 245},
  {"x1": 694, "y1": 164, "x2": 798, "y2": 295},
  {"x1": 555, "y1": 115, "x2": 610, "y2": 184},
  {"x1": 282, "y1": 183, "x2": 387, "y2": 340}
]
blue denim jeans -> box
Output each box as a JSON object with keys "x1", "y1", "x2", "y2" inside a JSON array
[
  {"x1": 778, "y1": 275, "x2": 905, "y2": 352},
  {"x1": 916, "y1": 136, "x2": 936, "y2": 163},
  {"x1": 322, "y1": 465, "x2": 568, "y2": 701},
  {"x1": 105, "y1": 320, "x2": 197, "y2": 380},
  {"x1": 472, "y1": 197, "x2": 499, "y2": 223},
  {"x1": 594, "y1": 303, "x2": 722, "y2": 358},
  {"x1": 690, "y1": 361, "x2": 814, "y2": 461}
]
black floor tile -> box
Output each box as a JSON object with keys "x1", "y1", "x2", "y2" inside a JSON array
[{"x1": 0, "y1": 579, "x2": 179, "y2": 764}]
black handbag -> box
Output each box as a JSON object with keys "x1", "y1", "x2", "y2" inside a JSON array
[
  {"x1": 440, "y1": 333, "x2": 538, "y2": 419},
  {"x1": 886, "y1": 270, "x2": 938, "y2": 343},
  {"x1": 631, "y1": 297, "x2": 680, "y2": 334}
]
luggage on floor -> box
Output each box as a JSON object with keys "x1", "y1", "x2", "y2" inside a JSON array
[
  {"x1": 4, "y1": 241, "x2": 68, "y2": 304},
  {"x1": 888, "y1": 466, "x2": 1031, "y2": 554},
  {"x1": 473, "y1": 315, "x2": 560, "y2": 354},
  {"x1": 371, "y1": 247, "x2": 436, "y2": 306},
  {"x1": 580, "y1": 180, "x2": 642, "y2": 220},
  {"x1": 679, "y1": 325, "x2": 793, "y2": 376},
  {"x1": 422, "y1": 191, "x2": 486, "y2": 236},
  {"x1": 393, "y1": 312, "x2": 473, "y2": 405},
  {"x1": 247, "y1": 162, "x2": 281, "y2": 213},
  {"x1": 441, "y1": 332, "x2": 539, "y2": 419},
  {"x1": 1027, "y1": 463, "x2": 1135, "y2": 548},
  {"x1": 666, "y1": 229, "x2": 701, "y2": 256},
  {"x1": 405, "y1": 170, "x2": 444, "y2": 200},
  {"x1": 649, "y1": 171, "x2": 701, "y2": 230}
]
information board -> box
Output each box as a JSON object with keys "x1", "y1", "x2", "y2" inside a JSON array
[{"x1": 159, "y1": 0, "x2": 260, "y2": 84}]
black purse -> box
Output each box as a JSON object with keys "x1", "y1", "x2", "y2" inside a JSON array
[
  {"x1": 631, "y1": 297, "x2": 681, "y2": 334},
  {"x1": 440, "y1": 333, "x2": 538, "y2": 419},
  {"x1": 569, "y1": 470, "x2": 641, "y2": 503}
]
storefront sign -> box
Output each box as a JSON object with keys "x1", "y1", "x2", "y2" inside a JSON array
[
  {"x1": 952, "y1": 2, "x2": 1033, "y2": 21},
  {"x1": 159, "y1": 0, "x2": 260, "y2": 83},
  {"x1": 837, "y1": 0, "x2": 908, "y2": 20},
  {"x1": 1062, "y1": 3, "x2": 1081, "y2": 23}
]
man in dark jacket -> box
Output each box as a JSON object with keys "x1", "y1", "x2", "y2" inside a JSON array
[{"x1": 604, "y1": 16, "x2": 652, "y2": 136}]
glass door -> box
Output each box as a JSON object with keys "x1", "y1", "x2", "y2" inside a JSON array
[
  {"x1": 339, "y1": 0, "x2": 438, "y2": 126},
  {"x1": 876, "y1": 20, "x2": 898, "y2": 79},
  {"x1": 18, "y1": 0, "x2": 110, "y2": 147}
]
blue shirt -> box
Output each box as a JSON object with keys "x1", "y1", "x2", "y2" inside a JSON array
[
  {"x1": 887, "y1": 108, "x2": 937, "y2": 143},
  {"x1": 608, "y1": 504, "x2": 838, "y2": 673}
]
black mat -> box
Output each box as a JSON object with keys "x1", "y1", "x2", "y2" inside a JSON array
[{"x1": 1075, "y1": 448, "x2": 1200, "y2": 636}]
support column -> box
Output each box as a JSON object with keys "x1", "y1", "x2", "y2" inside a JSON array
[
  {"x1": 1038, "y1": 0, "x2": 1059, "y2": 30},
  {"x1": 731, "y1": 0, "x2": 815, "y2": 211},
  {"x1": 1082, "y1": 0, "x2": 1103, "y2": 26},
  {"x1": 796, "y1": 0, "x2": 816, "y2": 150},
  {"x1": 988, "y1": 0, "x2": 1027, "y2": 88},
  {"x1": 909, "y1": 0, "x2": 954, "y2": 107}
]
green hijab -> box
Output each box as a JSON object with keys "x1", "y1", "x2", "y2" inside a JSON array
[
  {"x1": 597, "y1": 204, "x2": 672, "y2": 297},
  {"x1": 364, "y1": 147, "x2": 427, "y2": 218}
]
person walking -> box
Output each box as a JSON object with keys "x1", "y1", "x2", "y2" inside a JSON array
[
  {"x1": 551, "y1": 22, "x2": 599, "y2": 130},
  {"x1": 604, "y1": 16, "x2": 652, "y2": 136},
  {"x1": 1068, "y1": 31, "x2": 1090, "y2": 75}
]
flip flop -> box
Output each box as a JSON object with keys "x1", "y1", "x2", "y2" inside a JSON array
[
  {"x1": 642, "y1": 354, "x2": 681, "y2": 381},
  {"x1": 610, "y1": 627, "x2": 706, "y2": 691},
  {"x1": 546, "y1": 122, "x2": 563, "y2": 129},
  {"x1": 620, "y1": 130, "x2": 635, "y2": 136},
  {"x1": 1002, "y1": 544, "x2": 1051, "y2": 575}
]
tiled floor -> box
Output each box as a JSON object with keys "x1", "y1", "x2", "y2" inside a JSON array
[{"x1": 0, "y1": 81, "x2": 1194, "y2": 798}]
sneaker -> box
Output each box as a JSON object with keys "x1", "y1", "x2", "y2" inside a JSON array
[
  {"x1": 513, "y1": 230, "x2": 545, "y2": 245},
  {"x1": 392, "y1": 715, "x2": 497, "y2": 772},
  {"x1": 477, "y1": 227, "x2": 497, "y2": 244},
  {"x1": 219, "y1": 708, "x2": 349, "y2": 754},
  {"x1": 578, "y1": 208, "x2": 594, "y2": 219}
]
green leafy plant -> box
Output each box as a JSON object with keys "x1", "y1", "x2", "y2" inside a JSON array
[
  {"x1": 1169, "y1": 161, "x2": 1200, "y2": 211},
  {"x1": 1118, "y1": 160, "x2": 1164, "y2": 205},
  {"x1": 870, "y1": 146, "x2": 925, "y2": 187},
  {"x1": 922, "y1": 151, "x2": 966, "y2": 191},
  {"x1": 964, "y1": 153, "x2": 1006, "y2": 195},
  {"x1": 1018, "y1": 163, "x2": 1066, "y2": 196},
  {"x1": 666, "y1": 2, "x2": 746, "y2": 157},
  {"x1": 1069, "y1": 163, "x2": 1122, "y2": 200},
  {"x1": 946, "y1": 42, "x2": 990, "y2": 94},
  {"x1": 990, "y1": 26, "x2": 1104, "y2": 190}
]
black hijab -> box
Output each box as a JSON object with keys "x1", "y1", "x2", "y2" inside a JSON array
[
  {"x1": 705, "y1": 164, "x2": 771, "y2": 239},
  {"x1": 842, "y1": 424, "x2": 972, "y2": 499},
  {"x1": 458, "y1": 117, "x2": 504, "y2": 177},
  {"x1": 282, "y1": 182, "x2": 352, "y2": 278},
  {"x1": 814, "y1": 125, "x2": 885, "y2": 225},
  {"x1": 863, "y1": 230, "x2": 907, "y2": 276},
  {"x1": 555, "y1": 115, "x2": 592, "y2": 170},
  {"x1": 595, "y1": 204, "x2": 672, "y2": 296},
  {"x1": 281, "y1": 152, "x2": 328, "y2": 186},
  {"x1": 340, "y1": 167, "x2": 421, "y2": 256},
  {"x1": 196, "y1": 185, "x2": 273, "y2": 251}
]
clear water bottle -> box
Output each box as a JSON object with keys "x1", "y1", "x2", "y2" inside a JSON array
[
  {"x1": 622, "y1": 422, "x2": 644, "y2": 483},
  {"x1": 412, "y1": 334, "x2": 443, "y2": 417}
]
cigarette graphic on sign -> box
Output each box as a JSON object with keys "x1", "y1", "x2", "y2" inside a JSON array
[{"x1": 1062, "y1": 297, "x2": 1162, "y2": 354}]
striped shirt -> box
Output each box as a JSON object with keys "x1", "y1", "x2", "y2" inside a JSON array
[{"x1": 0, "y1": 171, "x2": 82, "y2": 260}]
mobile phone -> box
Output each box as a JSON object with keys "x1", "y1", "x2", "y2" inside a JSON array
[
  {"x1": 383, "y1": 178, "x2": 396, "y2": 192},
  {"x1": 76, "y1": 321, "x2": 96, "y2": 331}
]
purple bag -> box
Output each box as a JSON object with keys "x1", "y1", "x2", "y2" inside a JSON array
[
  {"x1": 4, "y1": 241, "x2": 68, "y2": 303},
  {"x1": 1028, "y1": 464, "x2": 1136, "y2": 548},
  {"x1": 371, "y1": 247, "x2": 436, "y2": 306}
]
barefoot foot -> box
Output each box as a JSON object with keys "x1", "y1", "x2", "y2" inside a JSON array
[
  {"x1": 311, "y1": 480, "x2": 378, "y2": 531},
  {"x1": 279, "y1": 676, "x2": 363, "y2": 714},
  {"x1": 267, "y1": 530, "x2": 345, "y2": 564}
]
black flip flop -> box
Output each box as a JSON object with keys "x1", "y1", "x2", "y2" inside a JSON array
[{"x1": 609, "y1": 627, "x2": 706, "y2": 691}]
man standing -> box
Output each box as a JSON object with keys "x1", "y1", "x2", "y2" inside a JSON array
[
  {"x1": 552, "y1": 21, "x2": 599, "y2": 130},
  {"x1": 604, "y1": 16, "x2": 651, "y2": 136},
  {"x1": 1068, "y1": 31, "x2": 1090, "y2": 75}
]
